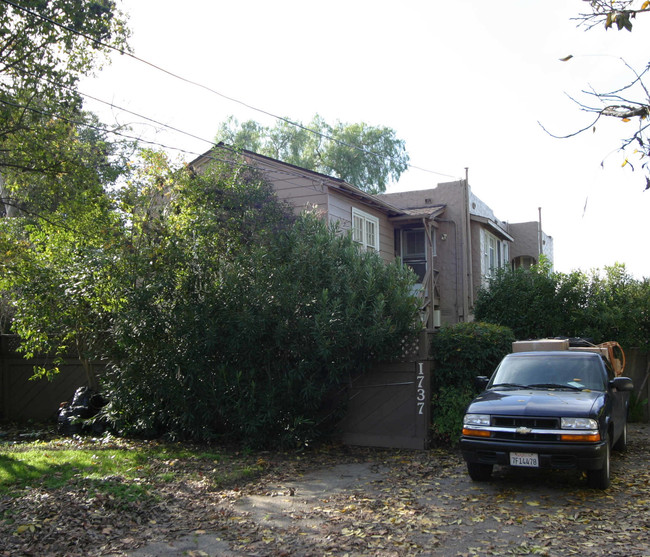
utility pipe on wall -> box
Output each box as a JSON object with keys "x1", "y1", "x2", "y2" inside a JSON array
[
  {"x1": 464, "y1": 168, "x2": 474, "y2": 314},
  {"x1": 538, "y1": 207, "x2": 543, "y2": 258}
]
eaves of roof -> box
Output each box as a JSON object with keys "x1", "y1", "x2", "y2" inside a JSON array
[
  {"x1": 471, "y1": 214, "x2": 514, "y2": 242},
  {"x1": 389, "y1": 205, "x2": 447, "y2": 223},
  {"x1": 191, "y1": 145, "x2": 408, "y2": 218}
]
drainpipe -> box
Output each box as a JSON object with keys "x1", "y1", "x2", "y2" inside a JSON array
[
  {"x1": 464, "y1": 168, "x2": 474, "y2": 318},
  {"x1": 421, "y1": 217, "x2": 433, "y2": 329},
  {"x1": 437, "y1": 219, "x2": 459, "y2": 322},
  {"x1": 538, "y1": 207, "x2": 543, "y2": 259}
]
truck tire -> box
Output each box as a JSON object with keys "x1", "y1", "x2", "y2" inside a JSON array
[
  {"x1": 613, "y1": 422, "x2": 627, "y2": 452},
  {"x1": 587, "y1": 439, "x2": 610, "y2": 489},
  {"x1": 467, "y1": 462, "x2": 493, "y2": 482}
]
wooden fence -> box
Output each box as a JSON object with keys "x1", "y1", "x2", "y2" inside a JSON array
[
  {"x1": 0, "y1": 335, "x2": 94, "y2": 422},
  {"x1": 2, "y1": 333, "x2": 647, "y2": 447},
  {"x1": 338, "y1": 331, "x2": 432, "y2": 449},
  {"x1": 1, "y1": 333, "x2": 433, "y2": 449}
]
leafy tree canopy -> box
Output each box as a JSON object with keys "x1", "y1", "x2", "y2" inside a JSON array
[
  {"x1": 2, "y1": 147, "x2": 421, "y2": 446},
  {"x1": 215, "y1": 114, "x2": 410, "y2": 194},
  {"x1": 0, "y1": 0, "x2": 130, "y2": 214}
]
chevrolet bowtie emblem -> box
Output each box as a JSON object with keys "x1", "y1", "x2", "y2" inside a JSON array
[{"x1": 516, "y1": 427, "x2": 533, "y2": 435}]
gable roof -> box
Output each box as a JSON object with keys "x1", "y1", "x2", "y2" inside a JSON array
[{"x1": 190, "y1": 145, "x2": 407, "y2": 218}]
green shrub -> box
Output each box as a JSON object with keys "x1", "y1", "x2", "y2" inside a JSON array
[
  {"x1": 101, "y1": 166, "x2": 421, "y2": 448},
  {"x1": 430, "y1": 321, "x2": 514, "y2": 445},
  {"x1": 475, "y1": 262, "x2": 650, "y2": 352}
]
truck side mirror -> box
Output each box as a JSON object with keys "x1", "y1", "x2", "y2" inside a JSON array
[
  {"x1": 609, "y1": 377, "x2": 634, "y2": 392},
  {"x1": 474, "y1": 376, "x2": 489, "y2": 391}
]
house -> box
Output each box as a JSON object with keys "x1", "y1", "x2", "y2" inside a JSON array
[
  {"x1": 509, "y1": 220, "x2": 554, "y2": 270},
  {"x1": 190, "y1": 147, "x2": 553, "y2": 329},
  {"x1": 378, "y1": 181, "x2": 554, "y2": 325}
]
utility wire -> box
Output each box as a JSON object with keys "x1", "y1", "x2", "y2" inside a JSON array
[
  {"x1": 0, "y1": 0, "x2": 460, "y2": 181},
  {"x1": 0, "y1": 97, "x2": 198, "y2": 157},
  {"x1": 0, "y1": 95, "x2": 354, "y2": 194}
]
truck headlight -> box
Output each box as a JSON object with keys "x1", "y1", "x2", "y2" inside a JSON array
[
  {"x1": 463, "y1": 414, "x2": 490, "y2": 427},
  {"x1": 561, "y1": 417, "x2": 598, "y2": 430}
]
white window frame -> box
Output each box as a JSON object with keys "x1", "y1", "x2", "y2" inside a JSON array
[
  {"x1": 352, "y1": 207, "x2": 380, "y2": 252},
  {"x1": 482, "y1": 229, "x2": 509, "y2": 281}
]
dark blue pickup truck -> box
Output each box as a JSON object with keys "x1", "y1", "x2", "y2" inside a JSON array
[{"x1": 460, "y1": 350, "x2": 634, "y2": 489}]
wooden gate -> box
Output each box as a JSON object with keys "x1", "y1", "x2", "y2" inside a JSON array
[
  {"x1": 338, "y1": 331, "x2": 432, "y2": 450},
  {"x1": 338, "y1": 360, "x2": 431, "y2": 449}
]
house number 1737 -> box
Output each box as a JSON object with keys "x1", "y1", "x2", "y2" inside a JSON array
[{"x1": 416, "y1": 362, "x2": 426, "y2": 415}]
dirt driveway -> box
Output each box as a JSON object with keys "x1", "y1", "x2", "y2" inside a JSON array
[
  {"x1": 3, "y1": 424, "x2": 650, "y2": 556},
  {"x1": 126, "y1": 423, "x2": 650, "y2": 557}
]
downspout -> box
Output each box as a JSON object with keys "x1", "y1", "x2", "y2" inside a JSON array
[
  {"x1": 437, "y1": 219, "x2": 459, "y2": 322},
  {"x1": 538, "y1": 207, "x2": 543, "y2": 259},
  {"x1": 464, "y1": 168, "x2": 474, "y2": 318},
  {"x1": 422, "y1": 217, "x2": 433, "y2": 329}
]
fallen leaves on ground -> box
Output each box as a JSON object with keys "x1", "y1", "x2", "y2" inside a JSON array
[{"x1": 1, "y1": 425, "x2": 650, "y2": 556}]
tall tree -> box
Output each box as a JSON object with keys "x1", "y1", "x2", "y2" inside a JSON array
[
  {"x1": 0, "y1": 0, "x2": 131, "y2": 378},
  {"x1": 216, "y1": 114, "x2": 410, "y2": 194},
  {"x1": 559, "y1": 1, "x2": 650, "y2": 189},
  {"x1": 0, "y1": 0, "x2": 130, "y2": 214}
]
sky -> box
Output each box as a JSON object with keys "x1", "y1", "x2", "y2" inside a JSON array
[{"x1": 80, "y1": 0, "x2": 650, "y2": 279}]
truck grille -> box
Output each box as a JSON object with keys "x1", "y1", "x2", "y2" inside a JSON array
[
  {"x1": 491, "y1": 416, "x2": 561, "y2": 442},
  {"x1": 493, "y1": 416, "x2": 559, "y2": 429}
]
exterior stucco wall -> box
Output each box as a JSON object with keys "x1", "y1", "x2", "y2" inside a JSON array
[
  {"x1": 470, "y1": 221, "x2": 484, "y2": 304},
  {"x1": 509, "y1": 221, "x2": 554, "y2": 266},
  {"x1": 380, "y1": 182, "x2": 469, "y2": 325},
  {"x1": 469, "y1": 190, "x2": 497, "y2": 221}
]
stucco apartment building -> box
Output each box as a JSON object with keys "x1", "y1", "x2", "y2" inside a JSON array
[{"x1": 192, "y1": 147, "x2": 553, "y2": 329}]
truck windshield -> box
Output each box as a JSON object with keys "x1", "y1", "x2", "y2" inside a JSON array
[{"x1": 489, "y1": 355, "x2": 607, "y2": 391}]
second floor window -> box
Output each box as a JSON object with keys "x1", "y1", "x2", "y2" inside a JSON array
[
  {"x1": 482, "y1": 229, "x2": 509, "y2": 280},
  {"x1": 401, "y1": 228, "x2": 427, "y2": 283},
  {"x1": 352, "y1": 208, "x2": 379, "y2": 251}
]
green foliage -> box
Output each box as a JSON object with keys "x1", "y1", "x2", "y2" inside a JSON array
[
  {"x1": 0, "y1": 130, "x2": 129, "y2": 386},
  {"x1": 475, "y1": 262, "x2": 650, "y2": 351},
  {"x1": 0, "y1": 0, "x2": 130, "y2": 183},
  {"x1": 0, "y1": 0, "x2": 131, "y2": 355},
  {"x1": 216, "y1": 114, "x2": 409, "y2": 194},
  {"x1": 99, "y1": 154, "x2": 420, "y2": 448},
  {"x1": 431, "y1": 322, "x2": 516, "y2": 388},
  {"x1": 430, "y1": 322, "x2": 515, "y2": 445}
]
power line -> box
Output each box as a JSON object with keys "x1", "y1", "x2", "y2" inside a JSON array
[
  {"x1": 0, "y1": 95, "x2": 355, "y2": 198},
  {"x1": 0, "y1": 97, "x2": 198, "y2": 157},
  {"x1": 0, "y1": 0, "x2": 461, "y2": 182}
]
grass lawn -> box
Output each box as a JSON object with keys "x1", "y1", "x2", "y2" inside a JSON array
[{"x1": 0, "y1": 429, "x2": 265, "y2": 500}]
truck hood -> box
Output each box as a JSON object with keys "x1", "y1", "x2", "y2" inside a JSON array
[{"x1": 467, "y1": 389, "x2": 603, "y2": 418}]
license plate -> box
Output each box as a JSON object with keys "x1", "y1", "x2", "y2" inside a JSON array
[{"x1": 510, "y1": 452, "x2": 539, "y2": 468}]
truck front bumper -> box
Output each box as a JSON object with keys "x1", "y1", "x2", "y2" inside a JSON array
[{"x1": 460, "y1": 437, "x2": 608, "y2": 471}]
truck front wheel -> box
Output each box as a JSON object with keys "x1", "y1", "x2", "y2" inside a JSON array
[
  {"x1": 587, "y1": 439, "x2": 610, "y2": 489},
  {"x1": 467, "y1": 462, "x2": 493, "y2": 481}
]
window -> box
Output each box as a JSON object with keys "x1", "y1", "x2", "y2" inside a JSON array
[
  {"x1": 352, "y1": 208, "x2": 379, "y2": 251},
  {"x1": 401, "y1": 228, "x2": 427, "y2": 283},
  {"x1": 482, "y1": 229, "x2": 509, "y2": 281}
]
